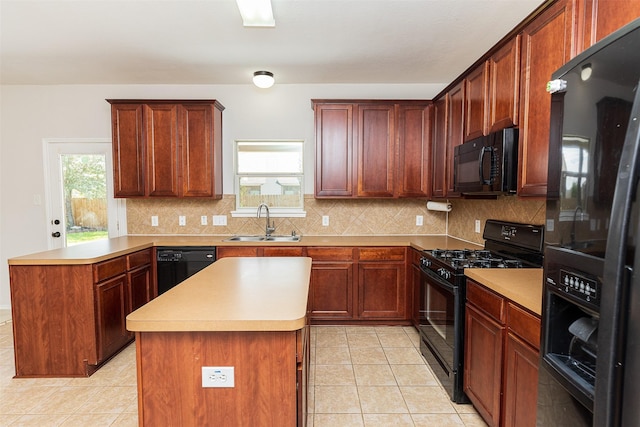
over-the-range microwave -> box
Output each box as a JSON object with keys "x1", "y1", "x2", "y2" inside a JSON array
[{"x1": 453, "y1": 128, "x2": 518, "y2": 195}]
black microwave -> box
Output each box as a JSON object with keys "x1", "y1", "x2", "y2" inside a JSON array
[{"x1": 453, "y1": 128, "x2": 518, "y2": 195}]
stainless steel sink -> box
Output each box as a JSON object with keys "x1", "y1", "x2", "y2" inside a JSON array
[
  {"x1": 265, "y1": 235, "x2": 302, "y2": 242},
  {"x1": 224, "y1": 235, "x2": 266, "y2": 242},
  {"x1": 223, "y1": 235, "x2": 302, "y2": 242}
]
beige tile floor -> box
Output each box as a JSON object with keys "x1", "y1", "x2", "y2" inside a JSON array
[{"x1": 0, "y1": 315, "x2": 486, "y2": 427}]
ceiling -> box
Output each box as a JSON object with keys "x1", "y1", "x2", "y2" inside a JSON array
[{"x1": 0, "y1": 0, "x2": 543, "y2": 86}]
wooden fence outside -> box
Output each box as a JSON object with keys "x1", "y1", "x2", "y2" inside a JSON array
[{"x1": 70, "y1": 198, "x2": 107, "y2": 229}]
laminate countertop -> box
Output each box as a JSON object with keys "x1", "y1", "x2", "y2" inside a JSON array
[
  {"x1": 464, "y1": 268, "x2": 544, "y2": 315},
  {"x1": 7, "y1": 235, "x2": 481, "y2": 265},
  {"x1": 126, "y1": 257, "x2": 313, "y2": 332}
]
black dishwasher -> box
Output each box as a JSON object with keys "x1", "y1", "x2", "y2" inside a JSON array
[{"x1": 156, "y1": 247, "x2": 216, "y2": 295}]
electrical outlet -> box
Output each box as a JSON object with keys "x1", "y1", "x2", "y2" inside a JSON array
[
  {"x1": 213, "y1": 215, "x2": 227, "y2": 226},
  {"x1": 475, "y1": 219, "x2": 481, "y2": 233},
  {"x1": 179, "y1": 215, "x2": 186, "y2": 226},
  {"x1": 151, "y1": 216, "x2": 159, "y2": 227},
  {"x1": 202, "y1": 366, "x2": 235, "y2": 388},
  {"x1": 416, "y1": 215, "x2": 424, "y2": 226},
  {"x1": 201, "y1": 215, "x2": 208, "y2": 226},
  {"x1": 322, "y1": 216, "x2": 329, "y2": 226}
]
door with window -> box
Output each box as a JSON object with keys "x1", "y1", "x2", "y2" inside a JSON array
[{"x1": 45, "y1": 139, "x2": 126, "y2": 249}]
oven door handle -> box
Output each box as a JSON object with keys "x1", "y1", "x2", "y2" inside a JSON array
[{"x1": 420, "y1": 265, "x2": 457, "y2": 292}]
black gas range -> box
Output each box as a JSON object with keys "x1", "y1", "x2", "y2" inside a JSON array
[{"x1": 418, "y1": 220, "x2": 544, "y2": 403}]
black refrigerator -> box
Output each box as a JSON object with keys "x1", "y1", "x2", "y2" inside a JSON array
[{"x1": 538, "y1": 18, "x2": 640, "y2": 427}]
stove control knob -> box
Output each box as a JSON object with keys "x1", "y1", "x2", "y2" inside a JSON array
[
  {"x1": 421, "y1": 258, "x2": 431, "y2": 268},
  {"x1": 438, "y1": 268, "x2": 451, "y2": 279}
]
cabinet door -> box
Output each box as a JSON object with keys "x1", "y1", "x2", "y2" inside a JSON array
[
  {"x1": 431, "y1": 98, "x2": 448, "y2": 198},
  {"x1": 447, "y1": 81, "x2": 465, "y2": 196},
  {"x1": 314, "y1": 104, "x2": 354, "y2": 197},
  {"x1": 356, "y1": 103, "x2": 396, "y2": 197},
  {"x1": 95, "y1": 274, "x2": 129, "y2": 362},
  {"x1": 519, "y1": 0, "x2": 575, "y2": 197},
  {"x1": 309, "y1": 262, "x2": 355, "y2": 320},
  {"x1": 503, "y1": 332, "x2": 539, "y2": 427},
  {"x1": 263, "y1": 247, "x2": 305, "y2": 257},
  {"x1": 128, "y1": 264, "x2": 151, "y2": 314},
  {"x1": 358, "y1": 262, "x2": 405, "y2": 319},
  {"x1": 488, "y1": 36, "x2": 521, "y2": 132},
  {"x1": 180, "y1": 104, "x2": 218, "y2": 197},
  {"x1": 582, "y1": 0, "x2": 640, "y2": 51},
  {"x1": 465, "y1": 63, "x2": 489, "y2": 141},
  {"x1": 464, "y1": 303, "x2": 504, "y2": 427},
  {"x1": 111, "y1": 103, "x2": 145, "y2": 197},
  {"x1": 145, "y1": 103, "x2": 180, "y2": 197},
  {"x1": 397, "y1": 104, "x2": 431, "y2": 197}
]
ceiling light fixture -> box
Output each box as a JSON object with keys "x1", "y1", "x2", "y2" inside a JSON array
[
  {"x1": 253, "y1": 71, "x2": 275, "y2": 88},
  {"x1": 236, "y1": 0, "x2": 275, "y2": 27}
]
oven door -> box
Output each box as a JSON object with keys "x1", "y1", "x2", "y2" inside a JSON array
[{"x1": 419, "y1": 264, "x2": 466, "y2": 402}]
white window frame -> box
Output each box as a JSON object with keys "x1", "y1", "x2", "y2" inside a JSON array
[{"x1": 231, "y1": 139, "x2": 306, "y2": 218}]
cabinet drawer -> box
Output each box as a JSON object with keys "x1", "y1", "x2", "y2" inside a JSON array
[
  {"x1": 94, "y1": 256, "x2": 127, "y2": 282},
  {"x1": 307, "y1": 247, "x2": 355, "y2": 261},
  {"x1": 262, "y1": 247, "x2": 305, "y2": 257},
  {"x1": 507, "y1": 302, "x2": 540, "y2": 350},
  {"x1": 128, "y1": 249, "x2": 152, "y2": 270},
  {"x1": 466, "y1": 280, "x2": 505, "y2": 324},
  {"x1": 217, "y1": 247, "x2": 259, "y2": 258},
  {"x1": 358, "y1": 247, "x2": 405, "y2": 262}
]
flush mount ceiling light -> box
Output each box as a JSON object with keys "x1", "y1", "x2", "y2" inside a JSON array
[
  {"x1": 253, "y1": 71, "x2": 275, "y2": 88},
  {"x1": 236, "y1": 0, "x2": 275, "y2": 27},
  {"x1": 581, "y1": 63, "x2": 593, "y2": 81}
]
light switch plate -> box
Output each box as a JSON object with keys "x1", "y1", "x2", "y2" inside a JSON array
[
  {"x1": 416, "y1": 215, "x2": 423, "y2": 226},
  {"x1": 475, "y1": 219, "x2": 481, "y2": 233},
  {"x1": 200, "y1": 215, "x2": 208, "y2": 225},
  {"x1": 213, "y1": 215, "x2": 227, "y2": 226},
  {"x1": 322, "y1": 216, "x2": 329, "y2": 226},
  {"x1": 179, "y1": 215, "x2": 186, "y2": 226},
  {"x1": 151, "y1": 216, "x2": 159, "y2": 227}
]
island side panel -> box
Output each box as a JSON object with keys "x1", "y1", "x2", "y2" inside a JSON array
[
  {"x1": 9, "y1": 264, "x2": 97, "y2": 376},
  {"x1": 136, "y1": 330, "x2": 298, "y2": 426}
]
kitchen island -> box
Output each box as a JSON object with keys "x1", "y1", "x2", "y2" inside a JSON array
[{"x1": 126, "y1": 256, "x2": 312, "y2": 427}]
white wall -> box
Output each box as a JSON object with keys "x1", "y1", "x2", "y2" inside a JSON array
[{"x1": 0, "y1": 82, "x2": 444, "y2": 310}]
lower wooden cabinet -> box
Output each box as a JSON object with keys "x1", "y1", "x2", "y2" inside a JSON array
[
  {"x1": 358, "y1": 247, "x2": 406, "y2": 319},
  {"x1": 464, "y1": 279, "x2": 540, "y2": 427},
  {"x1": 9, "y1": 248, "x2": 154, "y2": 377}
]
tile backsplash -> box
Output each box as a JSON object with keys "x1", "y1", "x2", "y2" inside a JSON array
[{"x1": 127, "y1": 194, "x2": 546, "y2": 244}]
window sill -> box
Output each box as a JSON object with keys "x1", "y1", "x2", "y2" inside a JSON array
[{"x1": 230, "y1": 210, "x2": 307, "y2": 218}]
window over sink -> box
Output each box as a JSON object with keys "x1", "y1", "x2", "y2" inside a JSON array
[{"x1": 232, "y1": 140, "x2": 305, "y2": 217}]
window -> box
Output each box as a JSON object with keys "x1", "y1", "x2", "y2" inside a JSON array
[{"x1": 233, "y1": 140, "x2": 305, "y2": 217}]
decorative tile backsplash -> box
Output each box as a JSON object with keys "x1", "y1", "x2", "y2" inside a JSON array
[{"x1": 126, "y1": 195, "x2": 545, "y2": 244}]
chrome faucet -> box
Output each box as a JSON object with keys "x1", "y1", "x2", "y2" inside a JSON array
[{"x1": 257, "y1": 203, "x2": 276, "y2": 236}]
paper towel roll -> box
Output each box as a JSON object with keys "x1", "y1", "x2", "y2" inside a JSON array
[{"x1": 426, "y1": 201, "x2": 452, "y2": 212}]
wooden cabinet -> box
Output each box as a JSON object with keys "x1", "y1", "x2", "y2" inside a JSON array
[
  {"x1": 108, "y1": 99, "x2": 224, "y2": 199},
  {"x1": 581, "y1": 0, "x2": 640, "y2": 52},
  {"x1": 488, "y1": 36, "x2": 521, "y2": 132},
  {"x1": 464, "y1": 281, "x2": 505, "y2": 427},
  {"x1": 447, "y1": 82, "x2": 465, "y2": 196},
  {"x1": 464, "y1": 279, "x2": 540, "y2": 427},
  {"x1": 357, "y1": 247, "x2": 406, "y2": 319},
  {"x1": 307, "y1": 247, "x2": 356, "y2": 321},
  {"x1": 313, "y1": 100, "x2": 431, "y2": 198},
  {"x1": 465, "y1": 63, "x2": 489, "y2": 141},
  {"x1": 431, "y1": 98, "x2": 448, "y2": 198},
  {"x1": 409, "y1": 248, "x2": 423, "y2": 327},
  {"x1": 314, "y1": 103, "x2": 354, "y2": 197},
  {"x1": 518, "y1": 0, "x2": 576, "y2": 197},
  {"x1": 217, "y1": 246, "x2": 304, "y2": 258},
  {"x1": 397, "y1": 104, "x2": 432, "y2": 197},
  {"x1": 9, "y1": 248, "x2": 154, "y2": 377},
  {"x1": 356, "y1": 103, "x2": 396, "y2": 197}
]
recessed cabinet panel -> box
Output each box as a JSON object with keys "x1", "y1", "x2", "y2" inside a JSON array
[
  {"x1": 397, "y1": 105, "x2": 431, "y2": 197},
  {"x1": 356, "y1": 104, "x2": 395, "y2": 197},
  {"x1": 146, "y1": 104, "x2": 180, "y2": 197},
  {"x1": 314, "y1": 104, "x2": 354, "y2": 197},
  {"x1": 111, "y1": 104, "x2": 145, "y2": 197},
  {"x1": 465, "y1": 63, "x2": 489, "y2": 141}
]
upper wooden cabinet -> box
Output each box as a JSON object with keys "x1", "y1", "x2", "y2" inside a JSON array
[
  {"x1": 447, "y1": 81, "x2": 465, "y2": 196},
  {"x1": 464, "y1": 62, "x2": 489, "y2": 141},
  {"x1": 108, "y1": 99, "x2": 224, "y2": 198},
  {"x1": 581, "y1": 0, "x2": 640, "y2": 52},
  {"x1": 313, "y1": 100, "x2": 431, "y2": 199},
  {"x1": 431, "y1": 98, "x2": 448, "y2": 198},
  {"x1": 518, "y1": 0, "x2": 576, "y2": 198},
  {"x1": 488, "y1": 35, "x2": 521, "y2": 133}
]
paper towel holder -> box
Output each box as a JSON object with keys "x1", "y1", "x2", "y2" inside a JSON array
[{"x1": 426, "y1": 201, "x2": 452, "y2": 212}]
